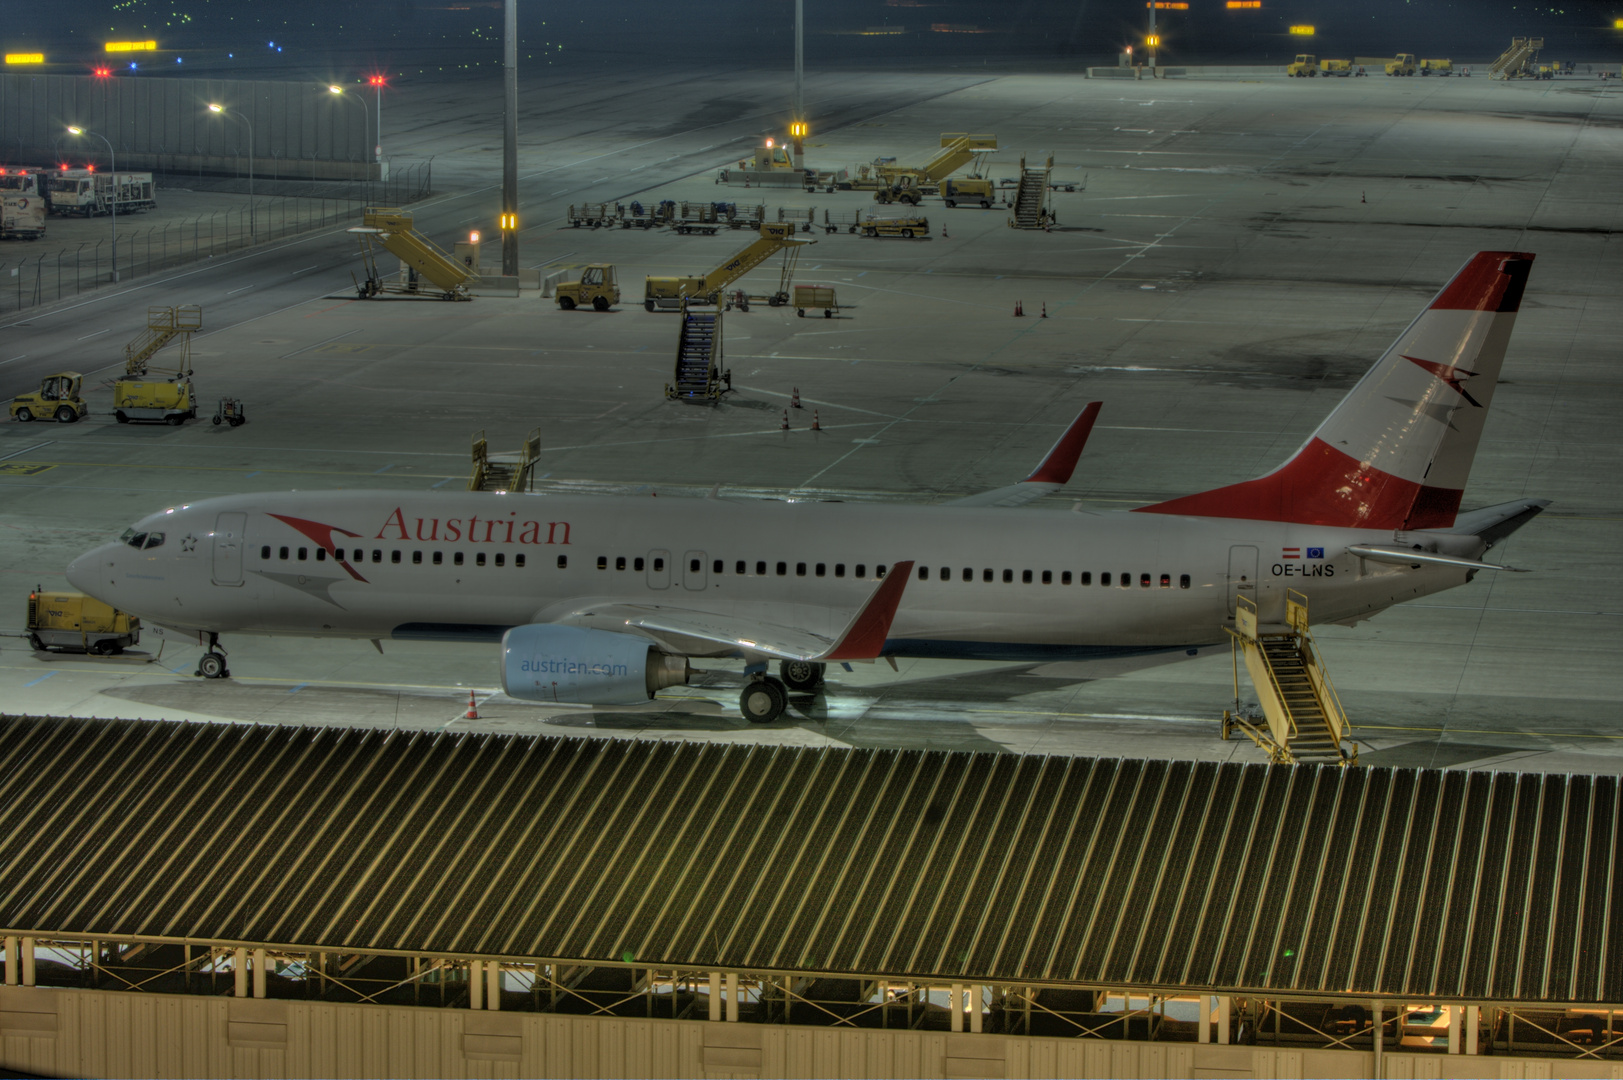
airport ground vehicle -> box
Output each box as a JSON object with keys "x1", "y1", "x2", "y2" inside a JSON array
[
  {"x1": 68, "y1": 252, "x2": 1544, "y2": 724},
  {"x1": 113, "y1": 305, "x2": 201, "y2": 425},
  {"x1": 1386, "y1": 54, "x2": 1418, "y2": 76},
  {"x1": 213, "y1": 398, "x2": 246, "y2": 427},
  {"x1": 0, "y1": 169, "x2": 45, "y2": 239},
  {"x1": 644, "y1": 222, "x2": 811, "y2": 310},
  {"x1": 874, "y1": 133, "x2": 997, "y2": 204},
  {"x1": 11, "y1": 373, "x2": 86, "y2": 423},
  {"x1": 1318, "y1": 59, "x2": 1353, "y2": 76},
  {"x1": 27, "y1": 587, "x2": 140, "y2": 655},
  {"x1": 350, "y1": 208, "x2": 474, "y2": 301},
  {"x1": 794, "y1": 285, "x2": 839, "y2": 318},
  {"x1": 43, "y1": 169, "x2": 156, "y2": 216},
  {"x1": 861, "y1": 215, "x2": 929, "y2": 238},
  {"x1": 1419, "y1": 59, "x2": 1453, "y2": 75},
  {"x1": 941, "y1": 178, "x2": 995, "y2": 208},
  {"x1": 1287, "y1": 55, "x2": 1318, "y2": 77},
  {"x1": 555, "y1": 264, "x2": 619, "y2": 311}
]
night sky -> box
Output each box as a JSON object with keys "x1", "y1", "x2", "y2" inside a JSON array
[{"x1": 6, "y1": 1, "x2": 1620, "y2": 77}]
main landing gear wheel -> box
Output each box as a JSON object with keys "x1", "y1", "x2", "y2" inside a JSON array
[
  {"x1": 740, "y1": 677, "x2": 788, "y2": 723},
  {"x1": 198, "y1": 651, "x2": 229, "y2": 679},
  {"x1": 779, "y1": 660, "x2": 825, "y2": 693}
]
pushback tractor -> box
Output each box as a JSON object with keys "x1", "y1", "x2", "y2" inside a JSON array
[{"x1": 11, "y1": 373, "x2": 86, "y2": 423}]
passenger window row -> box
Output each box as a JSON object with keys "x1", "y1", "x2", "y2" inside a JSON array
[
  {"x1": 595, "y1": 556, "x2": 890, "y2": 579},
  {"x1": 259, "y1": 545, "x2": 528, "y2": 569},
  {"x1": 914, "y1": 566, "x2": 1192, "y2": 589}
]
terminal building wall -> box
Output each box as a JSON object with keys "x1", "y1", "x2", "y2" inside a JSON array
[
  {"x1": 1, "y1": 985, "x2": 1610, "y2": 1080},
  {"x1": 0, "y1": 74, "x2": 376, "y2": 180}
]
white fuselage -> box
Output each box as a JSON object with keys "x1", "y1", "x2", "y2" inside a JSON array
[{"x1": 68, "y1": 489, "x2": 1478, "y2": 663}]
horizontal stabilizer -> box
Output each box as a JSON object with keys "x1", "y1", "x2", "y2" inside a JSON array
[
  {"x1": 1440, "y1": 498, "x2": 1550, "y2": 545},
  {"x1": 1346, "y1": 544, "x2": 1528, "y2": 573},
  {"x1": 948, "y1": 403, "x2": 1101, "y2": 508}
]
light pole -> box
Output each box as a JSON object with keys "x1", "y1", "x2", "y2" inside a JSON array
[
  {"x1": 368, "y1": 75, "x2": 386, "y2": 172},
  {"x1": 327, "y1": 85, "x2": 371, "y2": 187},
  {"x1": 207, "y1": 103, "x2": 254, "y2": 240},
  {"x1": 66, "y1": 126, "x2": 117, "y2": 282}
]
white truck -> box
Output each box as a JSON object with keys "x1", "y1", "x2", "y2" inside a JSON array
[
  {"x1": 0, "y1": 169, "x2": 46, "y2": 240},
  {"x1": 45, "y1": 169, "x2": 156, "y2": 217}
]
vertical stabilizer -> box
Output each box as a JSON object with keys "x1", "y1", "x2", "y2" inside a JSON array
[{"x1": 1136, "y1": 251, "x2": 1533, "y2": 529}]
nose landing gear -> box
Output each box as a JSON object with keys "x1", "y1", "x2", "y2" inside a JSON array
[{"x1": 196, "y1": 633, "x2": 231, "y2": 679}]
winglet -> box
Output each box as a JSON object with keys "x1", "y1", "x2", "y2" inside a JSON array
[
  {"x1": 823, "y1": 560, "x2": 914, "y2": 661},
  {"x1": 1024, "y1": 402, "x2": 1102, "y2": 486}
]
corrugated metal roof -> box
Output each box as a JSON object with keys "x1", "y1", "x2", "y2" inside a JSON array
[{"x1": 0, "y1": 715, "x2": 1615, "y2": 1003}]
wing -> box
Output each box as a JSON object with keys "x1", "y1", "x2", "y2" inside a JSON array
[
  {"x1": 556, "y1": 561, "x2": 915, "y2": 662},
  {"x1": 946, "y1": 402, "x2": 1101, "y2": 508}
]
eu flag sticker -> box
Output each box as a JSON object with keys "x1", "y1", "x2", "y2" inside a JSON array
[{"x1": 1306, "y1": 547, "x2": 1325, "y2": 559}]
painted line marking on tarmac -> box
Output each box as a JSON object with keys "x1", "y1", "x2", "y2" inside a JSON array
[
  {"x1": 373, "y1": 464, "x2": 395, "y2": 474},
  {"x1": 22, "y1": 672, "x2": 54, "y2": 688},
  {"x1": 289, "y1": 683, "x2": 309, "y2": 694},
  {"x1": 76, "y1": 328, "x2": 112, "y2": 339},
  {"x1": 226, "y1": 285, "x2": 254, "y2": 295},
  {"x1": 244, "y1": 471, "x2": 261, "y2": 479},
  {"x1": 0, "y1": 354, "x2": 27, "y2": 367},
  {"x1": 0, "y1": 441, "x2": 52, "y2": 462}
]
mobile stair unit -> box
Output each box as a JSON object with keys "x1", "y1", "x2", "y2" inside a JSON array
[
  {"x1": 1008, "y1": 155, "x2": 1055, "y2": 230},
  {"x1": 665, "y1": 298, "x2": 731, "y2": 402},
  {"x1": 469, "y1": 429, "x2": 542, "y2": 492},
  {"x1": 643, "y1": 222, "x2": 813, "y2": 310},
  {"x1": 1223, "y1": 590, "x2": 1357, "y2": 766},
  {"x1": 350, "y1": 208, "x2": 475, "y2": 301},
  {"x1": 113, "y1": 305, "x2": 202, "y2": 425},
  {"x1": 875, "y1": 133, "x2": 998, "y2": 204},
  {"x1": 1490, "y1": 37, "x2": 1544, "y2": 79}
]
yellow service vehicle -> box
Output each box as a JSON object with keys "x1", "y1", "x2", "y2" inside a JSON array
[
  {"x1": 113, "y1": 305, "x2": 202, "y2": 425},
  {"x1": 941, "y1": 177, "x2": 996, "y2": 208},
  {"x1": 860, "y1": 215, "x2": 930, "y2": 238},
  {"x1": 644, "y1": 222, "x2": 812, "y2": 311},
  {"x1": 1287, "y1": 54, "x2": 1318, "y2": 77},
  {"x1": 1385, "y1": 54, "x2": 1417, "y2": 76},
  {"x1": 114, "y1": 378, "x2": 196, "y2": 425},
  {"x1": 555, "y1": 264, "x2": 620, "y2": 311},
  {"x1": 27, "y1": 587, "x2": 140, "y2": 655},
  {"x1": 1419, "y1": 58, "x2": 1453, "y2": 75},
  {"x1": 1318, "y1": 59, "x2": 1353, "y2": 77},
  {"x1": 11, "y1": 372, "x2": 87, "y2": 423}
]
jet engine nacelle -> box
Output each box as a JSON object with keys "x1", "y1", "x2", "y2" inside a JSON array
[{"x1": 501, "y1": 624, "x2": 689, "y2": 705}]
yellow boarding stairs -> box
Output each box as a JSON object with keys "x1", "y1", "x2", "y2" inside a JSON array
[
  {"x1": 124, "y1": 305, "x2": 201, "y2": 375},
  {"x1": 1009, "y1": 155, "x2": 1055, "y2": 230},
  {"x1": 876, "y1": 133, "x2": 997, "y2": 203},
  {"x1": 1224, "y1": 590, "x2": 1357, "y2": 766},
  {"x1": 1490, "y1": 37, "x2": 1544, "y2": 78},
  {"x1": 349, "y1": 208, "x2": 475, "y2": 301},
  {"x1": 469, "y1": 429, "x2": 542, "y2": 492}
]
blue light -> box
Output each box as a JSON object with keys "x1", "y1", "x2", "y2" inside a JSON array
[
  {"x1": 268, "y1": 41, "x2": 275, "y2": 47},
  {"x1": 129, "y1": 62, "x2": 137, "y2": 70},
  {"x1": 175, "y1": 57, "x2": 183, "y2": 64}
]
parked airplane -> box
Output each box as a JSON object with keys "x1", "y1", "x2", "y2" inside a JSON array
[{"x1": 67, "y1": 251, "x2": 1543, "y2": 724}]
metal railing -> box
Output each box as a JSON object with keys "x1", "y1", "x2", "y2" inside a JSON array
[{"x1": 0, "y1": 162, "x2": 432, "y2": 318}]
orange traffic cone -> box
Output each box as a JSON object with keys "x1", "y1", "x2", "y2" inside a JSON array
[
  {"x1": 1014, "y1": 300, "x2": 1024, "y2": 317},
  {"x1": 811, "y1": 410, "x2": 821, "y2": 431},
  {"x1": 1041, "y1": 302, "x2": 1048, "y2": 318},
  {"x1": 466, "y1": 691, "x2": 479, "y2": 720},
  {"x1": 781, "y1": 409, "x2": 790, "y2": 431},
  {"x1": 791, "y1": 386, "x2": 802, "y2": 409}
]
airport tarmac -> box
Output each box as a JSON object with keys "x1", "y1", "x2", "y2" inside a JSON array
[{"x1": 2, "y1": 67, "x2": 1619, "y2": 774}]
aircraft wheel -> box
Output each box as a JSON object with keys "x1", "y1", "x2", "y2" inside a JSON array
[
  {"x1": 14, "y1": 407, "x2": 32, "y2": 422},
  {"x1": 593, "y1": 296, "x2": 610, "y2": 312},
  {"x1": 740, "y1": 677, "x2": 788, "y2": 723},
  {"x1": 56, "y1": 406, "x2": 77, "y2": 423},
  {"x1": 559, "y1": 295, "x2": 577, "y2": 310},
  {"x1": 198, "y1": 652, "x2": 228, "y2": 679},
  {"x1": 779, "y1": 660, "x2": 825, "y2": 693}
]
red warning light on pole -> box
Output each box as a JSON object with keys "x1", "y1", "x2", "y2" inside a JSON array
[
  {"x1": 368, "y1": 75, "x2": 385, "y2": 87},
  {"x1": 93, "y1": 65, "x2": 112, "y2": 77}
]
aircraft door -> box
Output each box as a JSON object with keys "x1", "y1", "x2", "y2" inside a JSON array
[
  {"x1": 1227, "y1": 545, "x2": 1258, "y2": 616},
  {"x1": 683, "y1": 550, "x2": 707, "y2": 591},
  {"x1": 212, "y1": 512, "x2": 247, "y2": 587},
  {"x1": 647, "y1": 549, "x2": 670, "y2": 590}
]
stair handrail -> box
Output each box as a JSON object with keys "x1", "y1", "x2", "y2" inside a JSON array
[
  {"x1": 1230, "y1": 594, "x2": 1301, "y2": 743},
  {"x1": 1285, "y1": 589, "x2": 1353, "y2": 754},
  {"x1": 468, "y1": 430, "x2": 489, "y2": 492}
]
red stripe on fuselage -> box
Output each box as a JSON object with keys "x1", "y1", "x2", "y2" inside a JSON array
[{"x1": 1133, "y1": 438, "x2": 1460, "y2": 529}]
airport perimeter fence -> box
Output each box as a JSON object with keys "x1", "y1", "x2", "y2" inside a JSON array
[{"x1": 0, "y1": 161, "x2": 432, "y2": 318}]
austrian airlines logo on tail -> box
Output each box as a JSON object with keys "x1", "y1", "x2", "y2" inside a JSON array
[{"x1": 1404, "y1": 355, "x2": 1483, "y2": 407}]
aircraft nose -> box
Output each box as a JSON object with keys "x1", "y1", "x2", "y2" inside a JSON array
[{"x1": 66, "y1": 545, "x2": 110, "y2": 595}]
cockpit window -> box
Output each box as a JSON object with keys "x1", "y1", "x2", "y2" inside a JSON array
[
  {"x1": 125, "y1": 531, "x2": 148, "y2": 549},
  {"x1": 143, "y1": 532, "x2": 165, "y2": 549},
  {"x1": 120, "y1": 527, "x2": 137, "y2": 545}
]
